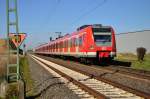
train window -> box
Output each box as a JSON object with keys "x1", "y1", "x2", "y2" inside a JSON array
[
  {"x1": 66, "y1": 41, "x2": 68, "y2": 47},
  {"x1": 57, "y1": 43, "x2": 58, "y2": 48},
  {"x1": 73, "y1": 38, "x2": 75, "y2": 47},
  {"x1": 75, "y1": 38, "x2": 77, "y2": 46},
  {"x1": 54, "y1": 43, "x2": 55, "y2": 49},
  {"x1": 60, "y1": 42, "x2": 61, "y2": 48},
  {"x1": 64, "y1": 41, "x2": 65, "y2": 48},
  {"x1": 74, "y1": 38, "x2": 76, "y2": 46},
  {"x1": 65, "y1": 41, "x2": 67, "y2": 48},
  {"x1": 70, "y1": 39, "x2": 72, "y2": 47},
  {"x1": 69, "y1": 39, "x2": 72, "y2": 47},
  {"x1": 63, "y1": 41, "x2": 65, "y2": 48},
  {"x1": 68, "y1": 40, "x2": 70, "y2": 47},
  {"x1": 71, "y1": 38, "x2": 74, "y2": 47},
  {"x1": 72, "y1": 38, "x2": 74, "y2": 47},
  {"x1": 59, "y1": 42, "x2": 62, "y2": 48},
  {"x1": 79, "y1": 36, "x2": 82, "y2": 46},
  {"x1": 83, "y1": 34, "x2": 86, "y2": 41},
  {"x1": 76, "y1": 38, "x2": 79, "y2": 46},
  {"x1": 58, "y1": 43, "x2": 59, "y2": 49},
  {"x1": 52, "y1": 44, "x2": 54, "y2": 49},
  {"x1": 62, "y1": 41, "x2": 64, "y2": 48},
  {"x1": 94, "y1": 35, "x2": 111, "y2": 46},
  {"x1": 92, "y1": 28, "x2": 111, "y2": 33},
  {"x1": 66, "y1": 40, "x2": 68, "y2": 48},
  {"x1": 61, "y1": 41, "x2": 63, "y2": 48}
]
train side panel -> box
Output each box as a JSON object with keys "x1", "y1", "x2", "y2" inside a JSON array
[{"x1": 34, "y1": 24, "x2": 117, "y2": 62}]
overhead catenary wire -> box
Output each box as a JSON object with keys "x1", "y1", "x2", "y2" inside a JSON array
[
  {"x1": 66, "y1": 0, "x2": 107, "y2": 29},
  {"x1": 40, "y1": 0, "x2": 107, "y2": 39},
  {"x1": 40, "y1": 0, "x2": 61, "y2": 30},
  {"x1": 46, "y1": 0, "x2": 61, "y2": 23}
]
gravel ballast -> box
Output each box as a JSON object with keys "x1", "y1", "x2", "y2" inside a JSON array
[
  {"x1": 27, "y1": 55, "x2": 80, "y2": 99},
  {"x1": 35, "y1": 54, "x2": 150, "y2": 95}
]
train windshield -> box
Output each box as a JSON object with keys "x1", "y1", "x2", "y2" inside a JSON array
[{"x1": 92, "y1": 28, "x2": 112, "y2": 46}]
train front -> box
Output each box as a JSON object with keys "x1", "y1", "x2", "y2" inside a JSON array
[{"x1": 92, "y1": 25, "x2": 116, "y2": 60}]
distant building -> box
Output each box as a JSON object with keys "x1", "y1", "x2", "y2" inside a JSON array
[{"x1": 116, "y1": 30, "x2": 150, "y2": 53}]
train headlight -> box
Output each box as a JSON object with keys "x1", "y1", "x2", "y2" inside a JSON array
[
  {"x1": 89, "y1": 45, "x2": 94, "y2": 49},
  {"x1": 110, "y1": 52, "x2": 116, "y2": 57}
]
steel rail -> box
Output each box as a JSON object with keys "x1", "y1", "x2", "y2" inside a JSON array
[
  {"x1": 32, "y1": 56, "x2": 108, "y2": 99},
  {"x1": 62, "y1": 64, "x2": 150, "y2": 99},
  {"x1": 34, "y1": 54, "x2": 150, "y2": 99},
  {"x1": 103, "y1": 66, "x2": 150, "y2": 80}
]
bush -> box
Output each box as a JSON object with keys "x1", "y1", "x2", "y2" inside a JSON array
[{"x1": 136, "y1": 47, "x2": 147, "y2": 62}]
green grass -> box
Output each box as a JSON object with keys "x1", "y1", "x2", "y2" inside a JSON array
[
  {"x1": 20, "y1": 56, "x2": 34, "y2": 97},
  {"x1": 116, "y1": 53, "x2": 150, "y2": 71}
]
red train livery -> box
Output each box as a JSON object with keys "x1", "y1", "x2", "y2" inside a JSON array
[{"x1": 34, "y1": 24, "x2": 116, "y2": 62}]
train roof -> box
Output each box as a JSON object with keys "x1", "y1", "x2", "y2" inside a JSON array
[
  {"x1": 77, "y1": 24, "x2": 103, "y2": 31},
  {"x1": 36, "y1": 24, "x2": 113, "y2": 49}
]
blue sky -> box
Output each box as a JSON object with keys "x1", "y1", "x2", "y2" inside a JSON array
[{"x1": 0, "y1": 0, "x2": 150, "y2": 49}]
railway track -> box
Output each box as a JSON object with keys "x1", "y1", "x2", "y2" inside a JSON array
[
  {"x1": 30, "y1": 55, "x2": 95, "y2": 99},
  {"x1": 102, "y1": 66, "x2": 150, "y2": 80},
  {"x1": 30, "y1": 54, "x2": 149, "y2": 99},
  {"x1": 36, "y1": 54, "x2": 150, "y2": 82},
  {"x1": 87, "y1": 64, "x2": 150, "y2": 83}
]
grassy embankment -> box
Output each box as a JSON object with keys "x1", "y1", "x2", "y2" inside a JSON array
[
  {"x1": 0, "y1": 56, "x2": 34, "y2": 98},
  {"x1": 20, "y1": 56, "x2": 34, "y2": 97},
  {"x1": 0, "y1": 57, "x2": 6, "y2": 83},
  {"x1": 116, "y1": 53, "x2": 150, "y2": 71}
]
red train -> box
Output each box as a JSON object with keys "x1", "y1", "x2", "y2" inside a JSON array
[{"x1": 35, "y1": 24, "x2": 116, "y2": 63}]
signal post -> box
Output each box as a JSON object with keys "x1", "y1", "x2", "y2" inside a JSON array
[{"x1": 6, "y1": 0, "x2": 26, "y2": 98}]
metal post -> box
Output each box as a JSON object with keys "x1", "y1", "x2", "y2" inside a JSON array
[
  {"x1": 6, "y1": 0, "x2": 20, "y2": 82},
  {"x1": 15, "y1": 0, "x2": 20, "y2": 80},
  {"x1": 55, "y1": 32, "x2": 62, "y2": 38}
]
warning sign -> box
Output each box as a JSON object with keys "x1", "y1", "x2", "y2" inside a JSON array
[{"x1": 9, "y1": 33, "x2": 27, "y2": 47}]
